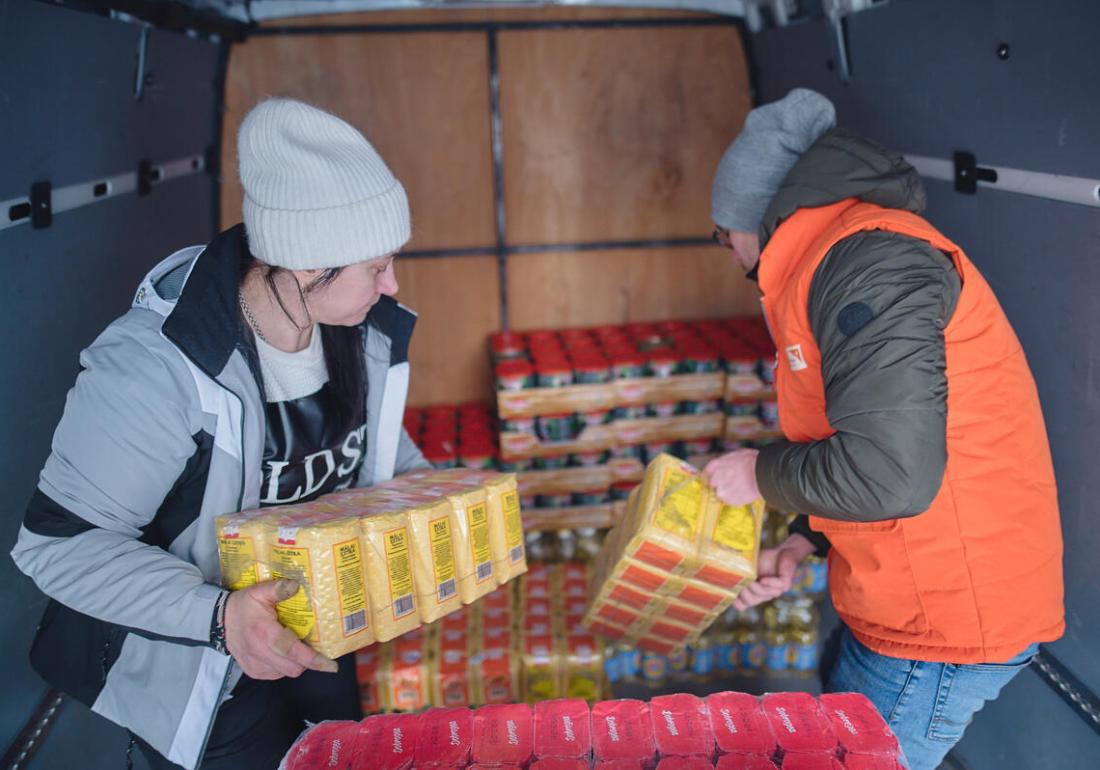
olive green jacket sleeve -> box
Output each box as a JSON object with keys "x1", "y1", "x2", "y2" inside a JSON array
[{"x1": 756, "y1": 230, "x2": 961, "y2": 523}]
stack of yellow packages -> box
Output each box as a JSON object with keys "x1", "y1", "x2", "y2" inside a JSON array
[
  {"x1": 354, "y1": 586, "x2": 522, "y2": 714},
  {"x1": 581, "y1": 453, "x2": 763, "y2": 656},
  {"x1": 520, "y1": 562, "x2": 605, "y2": 703},
  {"x1": 214, "y1": 470, "x2": 526, "y2": 659}
]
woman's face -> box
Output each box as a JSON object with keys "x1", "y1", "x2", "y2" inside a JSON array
[{"x1": 299, "y1": 254, "x2": 399, "y2": 327}]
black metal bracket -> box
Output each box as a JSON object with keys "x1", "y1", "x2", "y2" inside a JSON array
[
  {"x1": 137, "y1": 159, "x2": 155, "y2": 196},
  {"x1": 30, "y1": 181, "x2": 52, "y2": 230},
  {"x1": 953, "y1": 151, "x2": 998, "y2": 194}
]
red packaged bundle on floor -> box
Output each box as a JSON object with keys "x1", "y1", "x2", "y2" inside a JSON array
[
  {"x1": 592, "y1": 699, "x2": 657, "y2": 767},
  {"x1": 472, "y1": 703, "x2": 535, "y2": 767},
  {"x1": 595, "y1": 761, "x2": 646, "y2": 770},
  {"x1": 706, "y1": 692, "x2": 775, "y2": 757},
  {"x1": 780, "y1": 754, "x2": 843, "y2": 769},
  {"x1": 649, "y1": 693, "x2": 714, "y2": 758},
  {"x1": 414, "y1": 708, "x2": 473, "y2": 768},
  {"x1": 357, "y1": 713, "x2": 420, "y2": 770},
  {"x1": 280, "y1": 721, "x2": 360, "y2": 770},
  {"x1": 843, "y1": 754, "x2": 904, "y2": 769},
  {"x1": 715, "y1": 755, "x2": 778, "y2": 770},
  {"x1": 534, "y1": 698, "x2": 592, "y2": 759},
  {"x1": 818, "y1": 694, "x2": 898, "y2": 757},
  {"x1": 530, "y1": 761, "x2": 590, "y2": 770},
  {"x1": 655, "y1": 758, "x2": 713, "y2": 770},
  {"x1": 762, "y1": 693, "x2": 837, "y2": 755}
]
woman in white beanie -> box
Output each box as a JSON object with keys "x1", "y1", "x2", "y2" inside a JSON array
[{"x1": 12, "y1": 99, "x2": 427, "y2": 769}]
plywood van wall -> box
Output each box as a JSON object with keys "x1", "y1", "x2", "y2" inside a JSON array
[{"x1": 222, "y1": 7, "x2": 754, "y2": 405}]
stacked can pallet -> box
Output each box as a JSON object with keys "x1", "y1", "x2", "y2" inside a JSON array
[
  {"x1": 280, "y1": 691, "x2": 908, "y2": 769},
  {"x1": 356, "y1": 563, "x2": 607, "y2": 713},
  {"x1": 490, "y1": 317, "x2": 778, "y2": 532},
  {"x1": 404, "y1": 402, "x2": 501, "y2": 471}
]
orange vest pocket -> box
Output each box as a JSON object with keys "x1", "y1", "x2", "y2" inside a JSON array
[{"x1": 811, "y1": 516, "x2": 928, "y2": 636}]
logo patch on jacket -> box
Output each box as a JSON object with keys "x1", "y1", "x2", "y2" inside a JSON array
[{"x1": 785, "y1": 344, "x2": 808, "y2": 372}]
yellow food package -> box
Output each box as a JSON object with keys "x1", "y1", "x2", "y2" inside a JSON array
[
  {"x1": 522, "y1": 634, "x2": 561, "y2": 703},
  {"x1": 381, "y1": 631, "x2": 432, "y2": 712},
  {"x1": 329, "y1": 487, "x2": 463, "y2": 624},
  {"x1": 214, "y1": 507, "x2": 278, "y2": 590},
  {"x1": 474, "y1": 645, "x2": 522, "y2": 705},
  {"x1": 358, "y1": 510, "x2": 422, "y2": 642},
  {"x1": 259, "y1": 508, "x2": 374, "y2": 658},
  {"x1": 601, "y1": 557, "x2": 732, "y2": 614},
  {"x1": 379, "y1": 476, "x2": 499, "y2": 603},
  {"x1": 563, "y1": 632, "x2": 605, "y2": 701},
  {"x1": 423, "y1": 469, "x2": 528, "y2": 583},
  {"x1": 432, "y1": 635, "x2": 475, "y2": 708},
  {"x1": 616, "y1": 453, "x2": 761, "y2": 591}
]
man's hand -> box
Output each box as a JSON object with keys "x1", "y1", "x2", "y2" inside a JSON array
[
  {"x1": 732, "y1": 533, "x2": 817, "y2": 611},
  {"x1": 224, "y1": 579, "x2": 339, "y2": 680},
  {"x1": 705, "y1": 449, "x2": 762, "y2": 506}
]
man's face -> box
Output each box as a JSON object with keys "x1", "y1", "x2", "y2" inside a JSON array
[{"x1": 713, "y1": 226, "x2": 761, "y2": 273}]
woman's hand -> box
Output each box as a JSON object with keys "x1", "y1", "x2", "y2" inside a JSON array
[
  {"x1": 224, "y1": 579, "x2": 338, "y2": 680},
  {"x1": 705, "y1": 448, "x2": 762, "y2": 506},
  {"x1": 732, "y1": 533, "x2": 817, "y2": 611}
]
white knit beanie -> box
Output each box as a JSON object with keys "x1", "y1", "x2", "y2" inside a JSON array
[{"x1": 238, "y1": 98, "x2": 410, "y2": 270}]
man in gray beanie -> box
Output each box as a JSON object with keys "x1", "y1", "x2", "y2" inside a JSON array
[
  {"x1": 703, "y1": 89, "x2": 1062, "y2": 770},
  {"x1": 12, "y1": 98, "x2": 432, "y2": 770}
]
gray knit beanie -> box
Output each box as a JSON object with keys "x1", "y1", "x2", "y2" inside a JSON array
[
  {"x1": 238, "y1": 98, "x2": 410, "y2": 270},
  {"x1": 711, "y1": 88, "x2": 836, "y2": 233}
]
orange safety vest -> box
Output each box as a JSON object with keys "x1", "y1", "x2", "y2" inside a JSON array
[{"x1": 758, "y1": 198, "x2": 1064, "y2": 663}]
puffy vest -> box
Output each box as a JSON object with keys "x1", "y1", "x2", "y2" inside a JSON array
[{"x1": 758, "y1": 198, "x2": 1064, "y2": 663}]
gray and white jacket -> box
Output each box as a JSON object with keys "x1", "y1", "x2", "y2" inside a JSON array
[{"x1": 11, "y1": 224, "x2": 427, "y2": 769}]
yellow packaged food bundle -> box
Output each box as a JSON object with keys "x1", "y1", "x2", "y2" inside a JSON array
[
  {"x1": 581, "y1": 453, "x2": 763, "y2": 653},
  {"x1": 258, "y1": 506, "x2": 375, "y2": 659},
  {"x1": 379, "y1": 474, "x2": 501, "y2": 602},
  {"x1": 326, "y1": 486, "x2": 463, "y2": 625},
  {"x1": 418, "y1": 468, "x2": 528, "y2": 583},
  {"x1": 614, "y1": 453, "x2": 762, "y2": 591}
]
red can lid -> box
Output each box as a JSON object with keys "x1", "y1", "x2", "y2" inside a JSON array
[
  {"x1": 681, "y1": 340, "x2": 719, "y2": 360},
  {"x1": 489, "y1": 331, "x2": 527, "y2": 355},
  {"x1": 647, "y1": 348, "x2": 681, "y2": 366},
  {"x1": 534, "y1": 359, "x2": 573, "y2": 377},
  {"x1": 611, "y1": 480, "x2": 640, "y2": 491},
  {"x1": 564, "y1": 335, "x2": 600, "y2": 351},
  {"x1": 524, "y1": 329, "x2": 560, "y2": 343},
  {"x1": 570, "y1": 352, "x2": 610, "y2": 372},
  {"x1": 421, "y1": 438, "x2": 457, "y2": 461},
  {"x1": 610, "y1": 349, "x2": 646, "y2": 368},
  {"x1": 495, "y1": 359, "x2": 535, "y2": 379}
]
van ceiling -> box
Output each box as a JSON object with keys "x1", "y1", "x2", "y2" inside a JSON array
[{"x1": 178, "y1": 0, "x2": 751, "y2": 22}]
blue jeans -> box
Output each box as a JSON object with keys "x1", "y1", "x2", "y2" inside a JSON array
[{"x1": 825, "y1": 627, "x2": 1038, "y2": 770}]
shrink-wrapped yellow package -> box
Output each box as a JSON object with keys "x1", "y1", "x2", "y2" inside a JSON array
[
  {"x1": 418, "y1": 469, "x2": 528, "y2": 583},
  {"x1": 215, "y1": 506, "x2": 278, "y2": 590},
  {"x1": 380, "y1": 476, "x2": 499, "y2": 602},
  {"x1": 258, "y1": 508, "x2": 374, "y2": 658},
  {"x1": 327, "y1": 487, "x2": 463, "y2": 624},
  {"x1": 357, "y1": 510, "x2": 421, "y2": 642}
]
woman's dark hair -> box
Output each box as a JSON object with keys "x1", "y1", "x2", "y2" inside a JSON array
[{"x1": 238, "y1": 247, "x2": 368, "y2": 420}]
